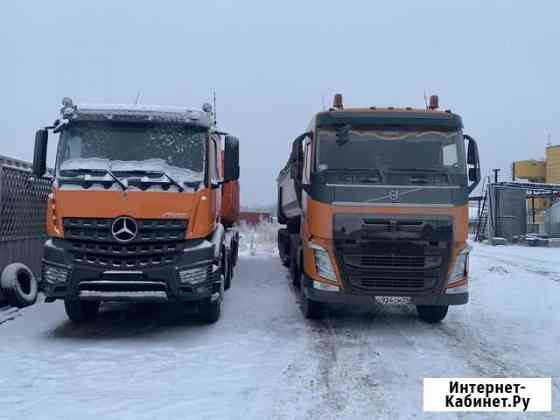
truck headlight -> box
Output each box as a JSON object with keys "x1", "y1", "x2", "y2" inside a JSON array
[
  {"x1": 309, "y1": 243, "x2": 337, "y2": 282},
  {"x1": 179, "y1": 266, "x2": 207, "y2": 285},
  {"x1": 449, "y1": 247, "x2": 470, "y2": 283}
]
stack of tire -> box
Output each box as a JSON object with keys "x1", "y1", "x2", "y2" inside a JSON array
[{"x1": 0, "y1": 263, "x2": 38, "y2": 308}]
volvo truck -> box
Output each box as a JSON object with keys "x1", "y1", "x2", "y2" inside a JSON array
[
  {"x1": 33, "y1": 98, "x2": 240, "y2": 323},
  {"x1": 277, "y1": 94, "x2": 480, "y2": 322}
]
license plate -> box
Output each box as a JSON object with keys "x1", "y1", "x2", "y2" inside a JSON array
[{"x1": 375, "y1": 296, "x2": 411, "y2": 305}]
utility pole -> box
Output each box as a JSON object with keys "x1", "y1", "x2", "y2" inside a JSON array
[
  {"x1": 213, "y1": 90, "x2": 217, "y2": 125},
  {"x1": 492, "y1": 169, "x2": 501, "y2": 238},
  {"x1": 492, "y1": 168, "x2": 500, "y2": 183}
]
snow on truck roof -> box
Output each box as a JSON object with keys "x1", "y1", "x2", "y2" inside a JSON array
[{"x1": 58, "y1": 98, "x2": 213, "y2": 127}]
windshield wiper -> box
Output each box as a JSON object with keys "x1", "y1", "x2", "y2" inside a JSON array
[
  {"x1": 105, "y1": 168, "x2": 127, "y2": 191},
  {"x1": 114, "y1": 169, "x2": 186, "y2": 192},
  {"x1": 159, "y1": 171, "x2": 184, "y2": 192},
  {"x1": 327, "y1": 168, "x2": 380, "y2": 172},
  {"x1": 409, "y1": 177, "x2": 430, "y2": 185},
  {"x1": 60, "y1": 168, "x2": 127, "y2": 191},
  {"x1": 388, "y1": 167, "x2": 451, "y2": 183},
  {"x1": 388, "y1": 167, "x2": 447, "y2": 173}
]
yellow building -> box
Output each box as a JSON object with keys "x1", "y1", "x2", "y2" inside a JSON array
[
  {"x1": 512, "y1": 146, "x2": 560, "y2": 233},
  {"x1": 546, "y1": 145, "x2": 560, "y2": 184},
  {"x1": 512, "y1": 159, "x2": 545, "y2": 183}
]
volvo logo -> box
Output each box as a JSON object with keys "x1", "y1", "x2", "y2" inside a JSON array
[
  {"x1": 389, "y1": 190, "x2": 399, "y2": 202},
  {"x1": 111, "y1": 216, "x2": 138, "y2": 242}
]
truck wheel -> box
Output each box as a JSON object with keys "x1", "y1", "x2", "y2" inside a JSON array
[
  {"x1": 231, "y1": 234, "x2": 239, "y2": 267},
  {"x1": 300, "y1": 276, "x2": 325, "y2": 319},
  {"x1": 281, "y1": 252, "x2": 290, "y2": 268},
  {"x1": 64, "y1": 299, "x2": 100, "y2": 323},
  {"x1": 416, "y1": 305, "x2": 448, "y2": 323},
  {"x1": 199, "y1": 298, "x2": 221, "y2": 323},
  {"x1": 277, "y1": 228, "x2": 290, "y2": 267},
  {"x1": 0, "y1": 263, "x2": 38, "y2": 308},
  {"x1": 224, "y1": 251, "x2": 232, "y2": 291},
  {"x1": 289, "y1": 245, "x2": 300, "y2": 287}
]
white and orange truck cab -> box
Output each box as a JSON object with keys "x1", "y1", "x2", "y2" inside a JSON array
[
  {"x1": 32, "y1": 98, "x2": 240, "y2": 323},
  {"x1": 277, "y1": 94, "x2": 480, "y2": 322}
]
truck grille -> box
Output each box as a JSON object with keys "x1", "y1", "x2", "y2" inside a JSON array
[
  {"x1": 64, "y1": 218, "x2": 186, "y2": 268},
  {"x1": 335, "y1": 240, "x2": 443, "y2": 293}
]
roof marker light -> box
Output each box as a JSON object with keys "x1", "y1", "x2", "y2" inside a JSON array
[
  {"x1": 61, "y1": 97, "x2": 73, "y2": 107},
  {"x1": 428, "y1": 95, "x2": 439, "y2": 110},
  {"x1": 60, "y1": 97, "x2": 77, "y2": 117},
  {"x1": 332, "y1": 93, "x2": 344, "y2": 110}
]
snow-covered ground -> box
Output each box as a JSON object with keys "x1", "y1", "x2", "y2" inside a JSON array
[{"x1": 0, "y1": 227, "x2": 558, "y2": 419}]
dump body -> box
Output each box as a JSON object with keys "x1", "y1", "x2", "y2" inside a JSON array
[
  {"x1": 37, "y1": 101, "x2": 240, "y2": 319},
  {"x1": 278, "y1": 100, "x2": 480, "y2": 319}
]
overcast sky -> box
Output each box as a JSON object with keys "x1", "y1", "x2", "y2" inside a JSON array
[{"x1": 3, "y1": 1, "x2": 559, "y2": 207}]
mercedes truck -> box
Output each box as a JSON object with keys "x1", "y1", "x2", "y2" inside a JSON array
[{"x1": 33, "y1": 98, "x2": 240, "y2": 323}]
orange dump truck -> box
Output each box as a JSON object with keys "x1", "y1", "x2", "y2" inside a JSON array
[
  {"x1": 277, "y1": 94, "x2": 480, "y2": 322},
  {"x1": 32, "y1": 98, "x2": 240, "y2": 323}
]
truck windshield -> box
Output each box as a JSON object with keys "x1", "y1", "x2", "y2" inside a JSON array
[
  {"x1": 56, "y1": 122, "x2": 206, "y2": 185},
  {"x1": 315, "y1": 127, "x2": 466, "y2": 185}
]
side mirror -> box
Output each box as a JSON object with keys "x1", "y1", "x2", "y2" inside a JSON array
[
  {"x1": 224, "y1": 135, "x2": 239, "y2": 182},
  {"x1": 464, "y1": 134, "x2": 481, "y2": 192},
  {"x1": 466, "y1": 136, "x2": 478, "y2": 165},
  {"x1": 289, "y1": 132, "x2": 309, "y2": 181},
  {"x1": 33, "y1": 129, "x2": 48, "y2": 177},
  {"x1": 468, "y1": 167, "x2": 479, "y2": 182}
]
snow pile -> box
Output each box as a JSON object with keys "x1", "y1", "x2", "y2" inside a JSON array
[{"x1": 238, "y1": 219, "x2": 280, "y2": 256}]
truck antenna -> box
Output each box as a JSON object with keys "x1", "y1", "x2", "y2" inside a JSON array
[
  {"x1": 213, "y1": 90, "x2": 217, "y2": 125},
  {"x1": 545, "y1": 130, "x2": 552, "y2": 147},
  {"x1": 134, "y1": 90, "x2": 141, "y2": 105},
  {"x1": 321, "y1": 95, "x2": 326, "y2": 111},
  {"x1": 423, "y1": 91, "x2": 428, "y2": 109}
]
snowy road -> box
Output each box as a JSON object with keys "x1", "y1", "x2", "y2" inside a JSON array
[{"x1": 0, "y1": 244, "x2": 558, "y2": 419}]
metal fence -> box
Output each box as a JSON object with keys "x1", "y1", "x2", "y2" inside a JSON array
[
  {"x1": 487, "y1": 184, "x2": 527, "y2": 241},
  {"x1": 0, "y1": 155, "x2": 51, "y2": 277}
]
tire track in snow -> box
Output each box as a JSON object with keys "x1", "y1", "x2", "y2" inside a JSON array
[
  {"x1": 475, "y1": 253, "x2": 560, "y2": 282},
  {"x1": 273, "y1": 291, "x2": 405, "y2": 420}
]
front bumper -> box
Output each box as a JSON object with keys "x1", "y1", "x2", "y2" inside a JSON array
[
  {"x1": 40, "y1": 237, "x2": 222, "y2": 303},
  {"x1": 302, "y1": 274, "x2": 468, "y2": 306}
]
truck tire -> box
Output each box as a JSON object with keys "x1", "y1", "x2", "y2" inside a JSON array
[
  {"x1": 199, "y1": 298, "x2": 221, "y2": 323},
  {"x1": 300, "y1": 275, "x2": 325, "y2": 319},
  {"x1": 0, "y1": 263, "x2": 38, "y2": 308},
  {"x1": 289, "y1": 243, "x2": 300, "y2": 287},
  {"x1": 278, "y1": 228, "x2": 290, "y2": 267},
  {"x1": 64, "y1": 299, "x2": 100, "y2": 323},
  {"x1": 231, "y1": 232, "x2": 239, "y2": 267},
  {"x1": 277, "y1": 187, "x2": 288, "y2": 225},
  {"x1": 224, "y1": 249, "x2": 232, "y2": 291},
  {"x1": 416, "y1": 305, "x2": 448, "y2": 323}
]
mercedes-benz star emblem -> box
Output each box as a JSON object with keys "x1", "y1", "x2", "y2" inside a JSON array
[{"x1": 111, "y1": 216, "x2": 138, "y2": 242}]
